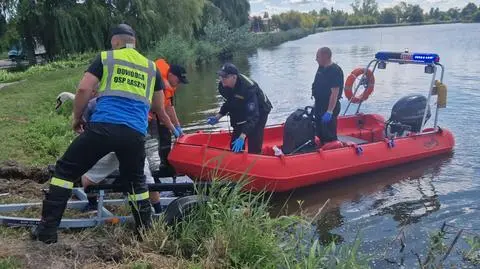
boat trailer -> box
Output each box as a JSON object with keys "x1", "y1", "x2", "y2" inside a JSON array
[{"x1": 0, "y1": 170, "x2": 217, "y2": 229}]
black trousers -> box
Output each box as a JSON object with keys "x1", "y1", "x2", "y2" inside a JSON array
[
  {"x1": 231, "y1": 112, "x2": 269, "y2": 154},
  {"x1": 147, "y1": 114, "x2": 176, "y2": 176},
  {"x1": 157, "y1": 123, "x2": 172, "y2": 166},
  {"x1": 315, "y1": 101, "x2": 341, "y2": 144},
  {"x1": 53, "y1": 122, "x2": 148, "y2": 196}
]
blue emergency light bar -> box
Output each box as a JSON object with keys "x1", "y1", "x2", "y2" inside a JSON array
[{"x1": 375, "y1": 51, "x2": 440, "y2": 64}]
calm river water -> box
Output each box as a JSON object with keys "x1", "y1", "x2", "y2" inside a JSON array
[{"x1": 161, "y1": 23, "x2": 480, "y2": 267}]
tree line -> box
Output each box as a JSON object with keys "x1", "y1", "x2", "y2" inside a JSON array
[
  {"x1": 251, "y1": 1, "x2": 480, "y2": 32},
  {"x1": 0, "y1": 0, "x2": 478, "y2": 64},
  {"x1": 0, "y1": 0, "x2": 251, "y2": 63}
]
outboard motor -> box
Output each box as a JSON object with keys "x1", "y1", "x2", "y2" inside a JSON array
[
  {"x1": 387, "y1": 94, "x2": 431, "y2": 136},
  {"x1": 282, "y1": 106, "x2": 316, "y2": 154}
]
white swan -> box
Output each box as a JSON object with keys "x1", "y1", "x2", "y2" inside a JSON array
[{"x1": 55, "y1": 91, "x2": 75, "y2": 110}]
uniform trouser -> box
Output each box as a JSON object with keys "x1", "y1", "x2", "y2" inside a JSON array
[
  {"x1": 157, "y1": 123, "x2": 172, "y2": 167},
  {"x1": 231, "y1": 112, "x2": 269, "y2": 154},
  {"x1": 38, "y1": 123, "x2": 151, "y2": 240},
  {"x1": 315, "y1": 101, "x2": 341, "y2": 144}
]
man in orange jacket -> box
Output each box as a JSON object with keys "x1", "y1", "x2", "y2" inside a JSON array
[{"x1": 149, "y1": 58, "x2": 188, "y2": 173}]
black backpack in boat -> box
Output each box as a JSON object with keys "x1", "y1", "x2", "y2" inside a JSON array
[{"x1": 282, "y1": 106, "x2": 316, "y2": 154}]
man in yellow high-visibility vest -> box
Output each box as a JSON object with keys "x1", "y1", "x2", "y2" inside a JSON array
[{"x1": 31, "y1": 24, "x2": 177, "y2": 244}]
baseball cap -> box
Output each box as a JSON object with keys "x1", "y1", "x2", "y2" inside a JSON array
[
  {"x1": 110, "y1": 24, "x2": 136, "y2": 38},
  {"x1": 217, "y1": 63, "x2": 239, "y2": 77},
  {"x1": 169, "y1": 64, "x2": 188, "y2": 84}
]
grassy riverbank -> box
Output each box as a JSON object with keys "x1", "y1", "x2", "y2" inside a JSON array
[
  {"x1": 0, "y1": 179, "x2": 370, "y2": 268},
  {"x1": 0, "y1": 66, "x2": 83, "y2": 165}
]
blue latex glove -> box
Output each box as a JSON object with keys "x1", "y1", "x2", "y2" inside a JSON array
[
  {"x1": 172, "y1": 128, "x2": 180, "y2": 138},
  {"x1": 175, "y1": 125, "x2": 184, "y2": 136},
  {"x1": 207, "y1": 116, "x2": 219, "y2": 125},
  {"x1": 321, "y1": 112, "x2": 332, "y2": 124},
  {"x1": 231, "y1": 136, "x2": 245, "y2": 153}
]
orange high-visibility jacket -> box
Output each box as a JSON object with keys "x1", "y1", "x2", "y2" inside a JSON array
[{"x1": 148, "y1": 58, "x2": 177, "y2": 122}]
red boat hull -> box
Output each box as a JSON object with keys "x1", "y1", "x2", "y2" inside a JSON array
[{"x1": 168, "y1": 114, "x2": 455, "y2": 192}]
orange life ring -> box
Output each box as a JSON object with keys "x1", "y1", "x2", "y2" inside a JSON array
[{"x1": 344, "y1": 68, "x2": 375, "y2": 104}]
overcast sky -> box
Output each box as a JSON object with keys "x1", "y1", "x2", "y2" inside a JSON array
[{"x1": 249, "y1": 0, "x2": 473, "y2": 15}]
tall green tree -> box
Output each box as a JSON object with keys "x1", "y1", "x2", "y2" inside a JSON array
[
  {"x1": 474, "y1": 10, "x2": 480, "y2": 22},
  {"x1": 11, "y1": 0, "x2": 206, "y2": 58},
  {"x1": 211, "y1": 0, "x2": 250, "y2": 28},
  {"x1": 447, "y1": 7, "x2": 461, "y2": 21},
  {"x1": 406, "y1": 4, "x2": 424, "y2": 22},
  {"x1": 380, "y1": 8, "x2": 397, "y2": 24},
  {"x1": 319, "y1": 8, "x2": 330, "y2": 16},
  {"x1": 461, "y1": 2, "x2": 478, "y2": 21},
  {"x1": 330, "y1": 8, "x2": 348, "y2": 26},
  {"x1": 428, "y1": 7, "x2": 441, "y2": 21},
  {"x1": 351, "y1": 0, "x2": 378, "y2": 16}
]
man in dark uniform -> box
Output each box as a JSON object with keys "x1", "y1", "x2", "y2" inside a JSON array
[
  {"x1": 312, "y1": 47, "x2": 344, "y2": 144},
  {"x1": 207, "y1": 63, "x2": 272, "y2": 154},
  {"x1": 31, "y1": 24, "x2": 177, "y2": 244}
]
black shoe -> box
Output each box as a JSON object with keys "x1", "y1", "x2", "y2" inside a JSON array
[
  {"x1": 152, "y1": 202, "x2": 167, "y2": 214},
  {"x1": 82, "y1": 194, "x2": 98, "y2": 213},
  {"x1": 31, "y1": 223, "x2": 58, "y2": 244},
  {"x1": 31, "y1": 199, "x2": 68, "y2": 244}
]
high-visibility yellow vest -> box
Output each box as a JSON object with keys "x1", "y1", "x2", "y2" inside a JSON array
[{"x1": 98, "y1": 48, "x2": 157, "y2": 105}]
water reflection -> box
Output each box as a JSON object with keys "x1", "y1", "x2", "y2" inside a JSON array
[{"x1": 271, "y1": 154, "x2": 453, "y2": 246}]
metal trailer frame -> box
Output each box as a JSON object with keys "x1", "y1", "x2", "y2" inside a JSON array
[
  {"x1": 342, "y1": 51, "x2": 445, "y2": 132},
  {"x1": 0, "y1": 180, "x2": 213, "y2": 229}
]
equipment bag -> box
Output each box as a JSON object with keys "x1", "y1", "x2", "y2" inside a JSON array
[{"x1": 282, "y1": 106, "x2": 316, "y2": 154}]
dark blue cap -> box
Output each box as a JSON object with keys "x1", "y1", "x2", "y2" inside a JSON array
[
  {"x1": 111, "y1": 24, "x2": 136, "y2": 38},
  {"x1": 217, "y1": 63, "x2": 239, "y2": 77}
]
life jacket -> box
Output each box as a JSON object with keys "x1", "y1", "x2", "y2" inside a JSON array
[
  {"x1": 148, "y1": 59, "x2": 178, "y2": 122},
  {"x1": 155, "y1": 58, "x2": 176, "y2": 107}
]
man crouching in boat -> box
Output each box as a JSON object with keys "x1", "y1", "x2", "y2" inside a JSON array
[
  {"x1": 206, "y1": 63, "x2": 273, "y2": 154},
  {"x1": 312, "y1": 47, "x2": 344, "y2": 144}
]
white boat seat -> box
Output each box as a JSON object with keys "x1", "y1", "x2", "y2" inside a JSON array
[{"x1": 337, "y1": 135, "x2": 369, "y2": 145}]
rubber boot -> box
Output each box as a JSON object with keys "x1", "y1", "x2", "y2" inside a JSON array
[
  {"x1": 129, "y1": 199, "x2": 153, "y2": 233},
  {"x1": 159, "y1": 146, "x2": 176, "y2": 177},
  {"x1": 31, "y1": 199, "x2": 68, "y2": 244}
]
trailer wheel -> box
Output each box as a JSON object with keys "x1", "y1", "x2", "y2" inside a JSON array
[{"x1": 163, "y1": 195, "x2": 207, "y2": 226}]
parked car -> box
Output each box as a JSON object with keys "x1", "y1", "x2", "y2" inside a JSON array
[{"x1": 7, "y1": 41, "x2": 46, "y2": 62}]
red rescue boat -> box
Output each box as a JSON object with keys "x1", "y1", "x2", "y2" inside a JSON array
[{"x1": 168, "y1": 51, "x2": 455, "y2": 192}]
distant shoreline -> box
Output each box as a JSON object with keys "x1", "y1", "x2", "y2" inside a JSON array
[{"x1": 315, "y1": 20, "x2": 465, "y2": 33}]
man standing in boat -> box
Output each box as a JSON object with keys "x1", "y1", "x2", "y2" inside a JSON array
[
  {"x1": 312, "y1": 47, "x2": 344, "y2": 144},
  {"x1": 207, "y1": 63, "x2": 273, "y2": 154}
]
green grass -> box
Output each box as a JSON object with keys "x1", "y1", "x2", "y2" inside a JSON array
[
  {"x1": 137, "y1": 181, "x2": 370, "y2": 268},
  {"x1": 0, "y1": 180, "x2": 370, "y2": 268},
  {"x1": 0, "y1": 51, "x2": 8, "y2": 59},
  {"x1": 0, "y1": 66, "x2": 84, "y2": 165},
  {"x1": 0, "y1": 52, "x2": 94, "y2": 83},
  {"x1": 464, "y1": 236, "x2": 480, "y2": 265},
  {"x1": 0, "y1": 257, "x2": 23, "y2": 269}
]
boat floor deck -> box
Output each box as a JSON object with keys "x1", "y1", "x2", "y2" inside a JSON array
[{"x1": 337, "y1": 135, "x2": 369, "y2": 145}]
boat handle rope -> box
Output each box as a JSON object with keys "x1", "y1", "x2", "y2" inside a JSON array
[
  {"x1": 384, "y1": 138, "x2": 395, "y2": 148},
  {"x1": 356, "y1": 146, "x2": 364, "y2": 155},
  {"x1": 344, "y1": 142, "x2": 363, "y2": 155}
]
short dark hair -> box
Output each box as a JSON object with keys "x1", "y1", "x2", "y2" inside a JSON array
[{"x1": 319, "y1": 47, "x2": 332, "y2": 59}]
